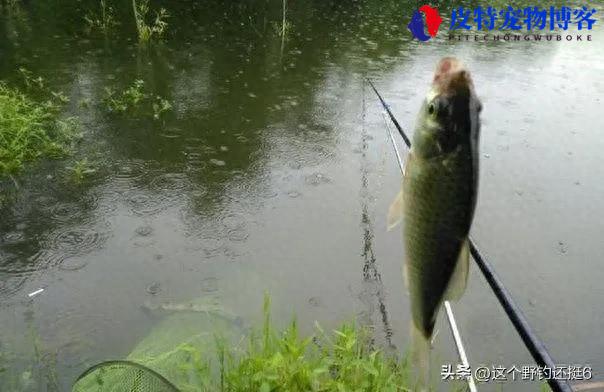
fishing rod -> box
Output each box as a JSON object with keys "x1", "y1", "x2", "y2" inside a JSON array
[{"x1": 367, "y1": 79, "x2": 573, "y2": 392}]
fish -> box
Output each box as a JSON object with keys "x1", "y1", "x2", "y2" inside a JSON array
[
  {"x1": 141, "y1": 296, "x2": 244, "y2": 326},
  {"x1": 388, "y1": 57, "x2": 481, "y2": 386}
]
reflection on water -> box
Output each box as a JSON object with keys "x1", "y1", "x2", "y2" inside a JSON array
[{"x1": 1, "y1": 0, "x2": 603, "y2": 390}]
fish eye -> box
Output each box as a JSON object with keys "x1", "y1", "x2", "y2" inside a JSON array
[{"x1": 428, "y1": 102, "x2": 436, "y2": 115}]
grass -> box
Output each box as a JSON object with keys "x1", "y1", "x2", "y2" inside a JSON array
[
  {"x1": 104, "y1": 79, "x2": 146, "y2": 113},
  {"x1": 0, "y1": 0, "x2": 21, "y2": 10},
  {"x1": 132, "y1": 0, "x2": 169, "y2": 44},
  {"x1": 152, "y1": 96, "x2": 172, "y2": 119},
  {"x1": 277, "y1": 0, "x2": 291, "y2": 38},
  {"x1": 272, "y1": 0, "x2": 291, "y2": 58},
  {"x1": 213, "y1": 296, "x2": 412, "y2": 391},
  {"x1": 103, "y1": 79, "x2": 172, "y2": 120},
  {"x1": 65, "y1": 158, "x2": 96, "y2": 184},
  {"x1": 71, "y1": 294, "x2": 413, "y2": 391},
  {"x1": 84, "y1": 0, "x2": 119, "y2": 34},
  {"x1": 0, "y1": 81, "x2": 78, "y2": 178}
]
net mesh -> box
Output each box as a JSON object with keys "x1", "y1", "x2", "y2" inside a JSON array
[
  {"x1": 72, "y1": 361, "x2": 179, "y2": 392},
  {"x1": 72, "y1": 298, "x2": 245, "y2": 392}
]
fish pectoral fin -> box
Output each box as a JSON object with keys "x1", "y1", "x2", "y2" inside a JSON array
[
  {"x1": 387, "y1": 189, "x2": 404, "y2": 231},
  {"x1": 444, "y1": 239, "x2": 470, "y2": 301}
]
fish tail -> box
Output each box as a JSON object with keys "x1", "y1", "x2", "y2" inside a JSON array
[{"x1": 410, "y1": 321, "x2": 431, "y2": 391}]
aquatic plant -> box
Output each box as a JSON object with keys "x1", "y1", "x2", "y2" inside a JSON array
[
  {"x1": 272, "y1": 0, "x2": 291, "y2": 38},
  {"x1": 103, "y1": 79, "x2": 171, "y2": 120},
  {"x1": 66, "y1": 158, "x2": 96, "y2": 184},
  {"x1": 18, "y1": 68, "x2": 70, "y2": 104},
  {"x1": 132, "y1": 0, "x2": 169, "y2": 43},
  {"x1": 104, "y1": 79, "x2": 146, "y2": 113},
  {"x1": 84, "y1": 0, "x2": 118, "y2": 34},
  {"x1": 0, "y1": 0, "x2": 21, "y2": 10},
  {"x1": 0, "y1": 82, "x2": 78, "y2": 178},
  {"x1": 78, "y1": 98, "x2": 92, "y2": 109},
  {"x1": 152, "y1": 96, "x2": 172, "y2": 120},
  {"x1": 18, "y1": 67, "x2": 45, "y2": 90}
]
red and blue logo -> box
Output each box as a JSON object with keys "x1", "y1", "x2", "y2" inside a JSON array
[{"x1": 408, "y1": 5, "x2": 443, "y2": 41}]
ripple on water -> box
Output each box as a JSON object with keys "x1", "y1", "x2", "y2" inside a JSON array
[
  {"x1": 200, "y1": 237, "x2": 225, "y2": 258},
  {"x1": 123, "y1": 191, "x2": 170, "y2": 216},
  {"x1": 149, "y1": 172, "x2": 191, "y2": 194},
  {"x1": 86, "y1": 186, "x2": 119, "y2": 216},
  {"x1": 225, "y1": 167, "x2": 278, "y2": 203},
  {"x1": 50, "y1": 202, "x2": 86, "y2": 223},
  {"x1": 53, "y1": 227, "x2": 110, "y2": 256},
  {"x1": 226, "y1": 177, "x2": 254, "y2": 198},
  {"x1": 0, "y1": 273, "x2": 28, "y2": 298},
  {"x1": 189, "y1": 184, "x2": 208, "y2": 199},
  {"x1": 135, "y1": 225, "x2": 154, "y2": 237},
  {"x1": 112, "y1": 159, "x2": 157, "y2": 186},
  {"x1": 227, "y1": 228, "x2": 249, "y2": 242},
  {"x1": 271, "y1": 136, "x2": 336, "y2": 168},
  {"x1": 2, "y1": 231, "x2": 26, "y2": 245},
  {"x1": 258, "y1": 186, "x2": 279, "y2": 199},
  {"x1": 58, "y1": 257, "x2": 89, "y2": 271},
  {"x1": 32, "y1": 224, "x2": 111, "y2": 269},
  {"x1": 120, "y1": 171, "x2": 190, "y2": 216},
  {"x1": 184, "y1": 152, "x2": 207, "y2": 173},
  {"x1": 220, "y1": 213, "x2": 247, "y2": 230},
  {"x1": 304, "y1": 172, "x2": 332, "y2": 186}
]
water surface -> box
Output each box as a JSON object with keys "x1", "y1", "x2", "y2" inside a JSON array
[{"x1": 1, "y1": 1, "x2": 603, "y2": 390}]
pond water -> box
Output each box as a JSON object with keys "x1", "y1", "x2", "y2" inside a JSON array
[{"x1": 1, "y1": 0, "x2": 603, "y2": 390}]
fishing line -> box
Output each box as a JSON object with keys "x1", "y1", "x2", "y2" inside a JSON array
[
  {"x1": 367, "y1": 78, "x2": 573, "y2": 392},
  {"x1": 358, "y1": 78, "x2": 396, "y2": 350}
]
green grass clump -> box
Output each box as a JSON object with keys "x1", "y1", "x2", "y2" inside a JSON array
[
  {"x1": 217, "y1": 296, "x2": 411, "y2": 391},
  {"x1": 84, "y1": 0, "x2": 119, "y2": 35},
  {"x1": 104, "y1": 79, "x2": 146, "y2": 113},
  {"x1": 0, "y1": 82, "x2": 77, "y2": 177},
  {"x1": 132, "y1": 0, "x2": 169, "y2": 43},
  {"x1": 65, "y1": 158, "x2": 96, "y2": 184},
  {"x1": 104, "y1": 79, "x2": 172, "y2": 120},
  {"x1": 272, "y1": 0, "x2": 292, "y2": 38}
]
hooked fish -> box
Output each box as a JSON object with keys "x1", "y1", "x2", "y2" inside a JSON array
[{"x1": 388, "y1": 57, "x2": 481, "y2": 381}]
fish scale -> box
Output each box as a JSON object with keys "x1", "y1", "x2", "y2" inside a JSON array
[{"x1": 403, "y1": 144, "x2": 476, "y2": 338}]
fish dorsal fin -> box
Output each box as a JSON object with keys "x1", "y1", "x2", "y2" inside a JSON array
[
  {"x1": 444, "y1": 239, "x2": 470, "y2": 301},
  {"x1": 387, "y1": 189, "x2": 403, "y2": 231}
]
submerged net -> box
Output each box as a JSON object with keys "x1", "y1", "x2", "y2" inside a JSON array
[
  {"x1": 72, "y1": 298, "x2": 245, "y2": 392},
  {"x1": 72, "y1": 361, "x2": 179, "y2": 392}
]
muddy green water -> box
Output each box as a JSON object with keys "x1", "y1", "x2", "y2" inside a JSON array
[{"x1": 1, "y1": 1, "x2": 603, "y2": 390}]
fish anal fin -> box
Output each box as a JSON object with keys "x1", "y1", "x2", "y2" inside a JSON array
[
  {"x1": 387, "y1": 189, "x2": 403, "y2": 231},
  {"x1": 444, "y1": 239, "x2": 470, "y2": 301}
]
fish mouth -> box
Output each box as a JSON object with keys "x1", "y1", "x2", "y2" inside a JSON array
[{"x1": 432, "y1": 57, "x2": 474, "y2": 97}]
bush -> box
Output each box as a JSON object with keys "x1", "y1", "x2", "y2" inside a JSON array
[{"x1": 0, "y1": 83, "x2": 78, "y2": 177}]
